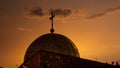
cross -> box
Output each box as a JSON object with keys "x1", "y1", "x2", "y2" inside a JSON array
[{"x1": 49, "y1": 12, "x2": 55, "y2": 33}]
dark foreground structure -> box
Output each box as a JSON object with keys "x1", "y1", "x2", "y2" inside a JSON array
[
  {"x1": 18, "y1": 13, "x2": 120, "y2": 68},
  {"x1": 19, "y1": 33, "x2": 120, "y2": 68},
  {"x1": 19, "y1": 50, "x2": 119, "y2": 68}
]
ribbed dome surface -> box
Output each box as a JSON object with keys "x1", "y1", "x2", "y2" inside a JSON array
[{"x1": 24, "y1": 33, "x2": 80, "y2": 62}]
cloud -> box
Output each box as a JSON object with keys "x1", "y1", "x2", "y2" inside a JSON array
[
  {"x1": 50, "y1": 8, "x2": 72, "y2": 17},
  {"x1": 16, "y1": 27, "x2": 32, "y2": 32},
  {"x1": 26, "y1": 7, "x2": 72, "y2": 18},
  {"x1": 25, "y1": 7, "x2": 45, "y2": 17},
  {"x1": 86, "y1": 6, "x2": 120, "y2": 19}
]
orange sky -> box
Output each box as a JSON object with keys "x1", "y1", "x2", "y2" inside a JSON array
[{"x1": 0, "y1": 0, "x2": 120, "y2": 68}]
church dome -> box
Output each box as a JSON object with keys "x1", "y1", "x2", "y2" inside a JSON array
[{"x1": 24, "y1": 33, "x2": 80, "y2": 62}]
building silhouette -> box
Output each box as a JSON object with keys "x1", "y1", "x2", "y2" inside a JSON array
[
  {"x1": 19, "y1": 13, "x2": 119, "y2": 68},
  {"x1": 19, "y1": 32, "x2": 120, "y2": 68}
]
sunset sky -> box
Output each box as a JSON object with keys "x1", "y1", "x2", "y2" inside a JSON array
[{"x1": 0, "y1": 0, "x2": 120, "y2": 68}]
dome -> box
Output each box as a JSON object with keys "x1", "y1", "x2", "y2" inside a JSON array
[{"x1": 24, "y1": 33, "x2": 80, "y2": 62}]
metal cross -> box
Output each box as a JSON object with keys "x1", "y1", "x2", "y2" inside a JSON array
[{"x1": 49, "y1": 12, "x2": 55, "y2": 33}]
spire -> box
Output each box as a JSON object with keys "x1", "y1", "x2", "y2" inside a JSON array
[{"x1": 49, "y1": 11, "x2": 55, "y2": 33}]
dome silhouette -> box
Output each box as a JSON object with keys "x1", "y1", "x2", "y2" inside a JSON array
[{"x1": 24, "y1": 33, "x2": 80, "y2": 62}]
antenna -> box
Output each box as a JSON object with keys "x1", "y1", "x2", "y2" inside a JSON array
[{"x1": 49, "y1": 11, "x2": 55, "y2": 33}]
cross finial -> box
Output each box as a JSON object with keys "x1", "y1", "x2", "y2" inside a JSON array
[{"x1": 49, "y1": 11, "x2": 55, "y2": 33}]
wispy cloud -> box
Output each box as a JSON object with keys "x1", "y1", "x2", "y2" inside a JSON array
[
  {"x1": 25, "y1": 6, "x2": 120, "y2": 20},
  {"x1": 50, "y1": 8, "x2": 72, "y2": 17},
  {"x1": 25, "y1": 7, "x2": 72, "y2": 18},
  {"x1": 25, "y1": 7, "x2": 45, "y2": 17},
  {"x1": 16, "y1": 27, "x2": 32, "y2": 32},
  {"x1": 86, "y1": 6, "x2": 120, "y2": 19}
]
